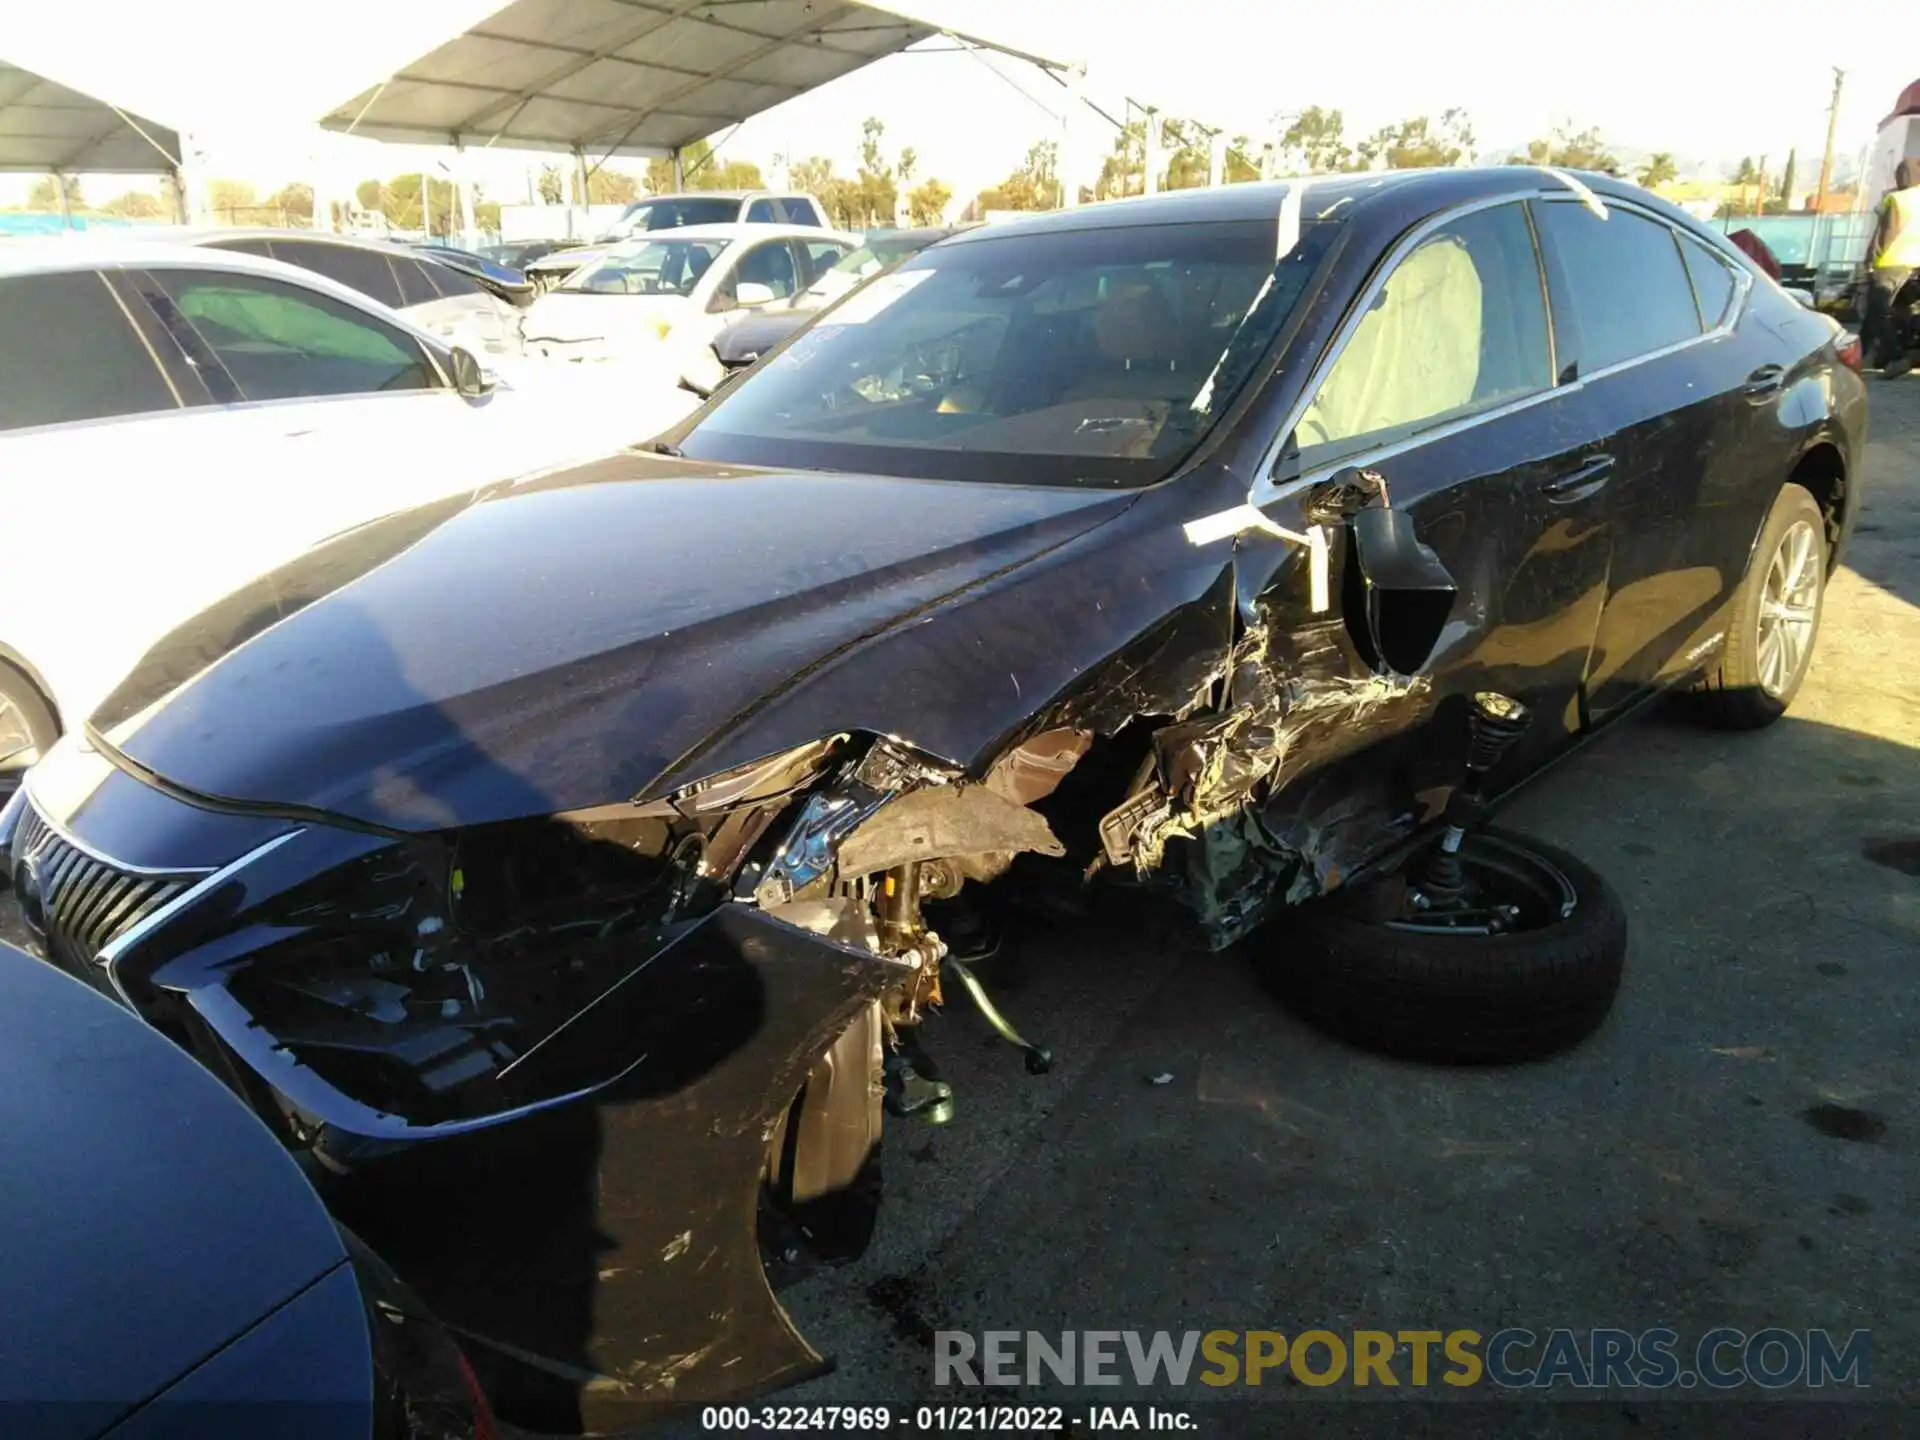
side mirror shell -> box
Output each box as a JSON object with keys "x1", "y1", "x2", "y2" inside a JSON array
[
  {"x1": 448, "y1": 345, "x2": 494, "y2": 398},
  {"x1": 1347, "y1": 505, "x2": 1457, "y2": 676},
  {"x1": 734, "y1": 281, "x2": 778, "y2": 308}
]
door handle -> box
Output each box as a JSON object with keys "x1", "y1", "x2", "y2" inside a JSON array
[
  {"x1": 1541, "y1": 454, "x2": 1614, "y2": 501},
  {"x1": 1743, "y1": 364, "x2": 1786, "y2": 400}
]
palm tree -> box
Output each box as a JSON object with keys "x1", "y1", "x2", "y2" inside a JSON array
[{"x1": 1637, "y1": 153, "x2": 1678, "y2": 190}]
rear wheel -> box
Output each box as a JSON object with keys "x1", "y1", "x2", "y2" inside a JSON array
[
  {"x1": 1693, "y1": 483, "x2": 1826, "y2": 729},
  {"x1": 0, "y1": 661, "x2": 59, "y2": 798},
  {"x1": 1257, "y1": 828, "x2": 1628, "y2": 1064}
]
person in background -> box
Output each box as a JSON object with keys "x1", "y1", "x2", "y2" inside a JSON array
[{"x1": 1863, "y1": 158, "x2": 1920, "y2": 377}]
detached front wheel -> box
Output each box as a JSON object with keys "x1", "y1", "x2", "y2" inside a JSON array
[{"x1": 1259, "y1": 828, "x2": 1627, "y2": 1064}]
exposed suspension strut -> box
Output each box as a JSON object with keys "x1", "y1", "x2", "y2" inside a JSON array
[{"x1": 1416, "y1": 691, "x2": 1531, "y2": 906}]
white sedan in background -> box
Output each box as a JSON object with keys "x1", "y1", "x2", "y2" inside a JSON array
[
  {"x1": 0, "y1": 239, "x2": 701, "y2": 792},
  {"x1": 521, "y1": 223, "x2": 856, "y2": 379}
]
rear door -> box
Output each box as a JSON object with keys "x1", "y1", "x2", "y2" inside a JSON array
[
  {"x1": 1529, "y1": 198, "x2": 1757, "y2": 719},
  {"x1": 1255, "y1": 197, "x2": 1614, "y2": 777}
]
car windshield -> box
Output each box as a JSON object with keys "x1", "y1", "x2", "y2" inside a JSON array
[
  {"x1": 561, "y1": 239, "x2": 729, "y2": 296},
  {"x1": 601, "y1": 197, "x2": 741, "y2": 239},
  {"x1": 802, "y1": 237, "x2": 931, "y2": 302},
  {"x1": 679, "y1": 216, "x2": 1340, "y2": 486}
]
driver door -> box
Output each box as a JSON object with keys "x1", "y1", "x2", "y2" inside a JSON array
[{"x1": 1250, "y1": 198, "x2": 1614, "y2": 782}]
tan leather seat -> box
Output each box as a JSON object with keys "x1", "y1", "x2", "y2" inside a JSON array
[{"x1": 1058, "y1": 282, "x2": 1183, "y2": 401}]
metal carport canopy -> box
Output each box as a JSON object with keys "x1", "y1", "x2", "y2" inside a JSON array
[
  {"x1": 318, "y1": 0, "x2": 1064, "y2": 160},
  {"x1": 0, "y1": 59, "x2": 181, "y2": 173}
]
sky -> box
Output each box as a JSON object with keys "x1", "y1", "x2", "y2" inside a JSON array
[{"x1": 2, "y1": 0, "x2": 1913, "y2": 208}]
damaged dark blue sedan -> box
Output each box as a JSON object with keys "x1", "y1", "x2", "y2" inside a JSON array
[{"x1": 0, "y1": 168, "x2": 1864, "y2": 1429}]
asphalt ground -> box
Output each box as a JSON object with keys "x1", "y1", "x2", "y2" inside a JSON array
[{"x1": 6, "y1": 376, "x2": 1918, "y2": 1438}]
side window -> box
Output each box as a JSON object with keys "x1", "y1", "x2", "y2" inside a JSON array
[
  {"x1": 1678, "y1": 233, "x2": 1738, "y2": 330},
  {"x1": 724, "y1": 241, "x2": 799, "y2": 306},
  {"x1": 746, "y1": 198, "x2": 779, "y2": 223},
  {"x1": 143, "y1": 268, "x2": 437, "y2": 402},
  {"x1": 803, "y1": 240, "x2": 852, "y2": 282},
  {"x1": 1533, "y1": 203, "x2": 1701, "y2": 372},
  {"x1": 0, "y1": 271, "x2": 179, "y2": 431},
  {"x1": 392, "y1": 258, "x2": 441, "y2": 308},
  {"x1": 786, "y1": 197, "x2": 823, "y2": 227},
  {"x1": 1296, "y1": 202, "x2": 1550, "y2": 461},
  {"x1": 272, "y1": 240, "x2": 406, "y2": 310}
]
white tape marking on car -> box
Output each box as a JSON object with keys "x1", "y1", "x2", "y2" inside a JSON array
[
  {"x1": 1538, "y1": 167, "x2": 1608, "y2": 219},
  {"x1": 1183, "y1": 505, "x2": 1331, "y2": 612},
  {"x1": 1275, "y1": 182, "x2": 1307, "y2": 260}
]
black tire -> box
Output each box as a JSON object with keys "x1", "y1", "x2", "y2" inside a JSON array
[
  {"x1": 1258, "y1": 828, "x2": 1627, "y2": 1064},
  {"x1": 1693, "y1": 483, "x2": 1827, "y2": 729},
  {"x1": 0, "y1": 660, "x2": 60, "y2": 796}
]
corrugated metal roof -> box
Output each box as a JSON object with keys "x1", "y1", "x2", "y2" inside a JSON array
[
  {"x1": 0, "y1": 59, "x2": 181, "y2": 174},
  {"x1": 318, "y1": 0, "x2": 1002, "y2": 159}
]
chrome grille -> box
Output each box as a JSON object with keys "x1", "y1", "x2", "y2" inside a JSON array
[{"x1": 10, "y1": 801, "x2": 196, "y2": 992}]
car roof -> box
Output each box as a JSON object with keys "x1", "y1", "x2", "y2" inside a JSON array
[
  {"x1": 0, "y1": 227, "x2": 431, "y2": 276},
  {"x1": 940, "y1": 167, "x2": 1666, "y2": 245}
]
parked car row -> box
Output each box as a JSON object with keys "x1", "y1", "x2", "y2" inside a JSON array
[
  {"x1": 518, "y1": 189, "x2": 833, "y2": 289},
  {"x1": 0, "y1": 168, "x2": 1865, "y2": 1433},
  {"x1": 0, "y1": 237, "x2": 705, "y2": 794}
]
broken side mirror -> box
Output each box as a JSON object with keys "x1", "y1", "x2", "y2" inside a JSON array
[
  {"x1": 1346, "y1": 504, "x2": 1457, "y2": 676},
  {"x1": 448, "y1": 345, "x2": 494, "y2": 399}
]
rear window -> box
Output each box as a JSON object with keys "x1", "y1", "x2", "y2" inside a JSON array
[
  {"x1": 273, "y1": 240, "x2": 405, "y2": 310},
  {"x1": 611, "y1": 197, "x2": 741, "y2": 233},
  {"x1": 393, "y1": 257, "x2": 441, "y2": 307},
  {"x1": 0, "y1": 271, "x2": 177, "y2": 432},
  {"x1": 680, "y1": 216, "x2": 1341, "y2": 486},
  {"x1": 424, "y1": 263, "x2": 488, "y2": 300}
]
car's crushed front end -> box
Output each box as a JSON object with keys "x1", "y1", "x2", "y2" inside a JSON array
[{"x1": 0, "y1": 713, "x2": 1083, "y2": 1427}]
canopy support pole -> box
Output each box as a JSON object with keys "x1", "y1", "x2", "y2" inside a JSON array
[
  {"x1": 455, "y1": 137, "x2": 478, "y2": 244},
  {"x1": 573, "y1": 146, "x2": 590, "y2": 239},
  {"x1": 53, "y1": 171, "x2": 72, "y2": 229}
]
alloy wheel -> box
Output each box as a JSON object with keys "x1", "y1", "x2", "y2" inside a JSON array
[{"x1": 1756, "y1": 518, "x2": 1821, "y2": 698}]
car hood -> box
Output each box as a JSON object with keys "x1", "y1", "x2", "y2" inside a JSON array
[
  {"x1": 0, "y1": 942, "x2": 353, "y2": 1437},
  {"x1": 94, "y1": 455, "x2": 1134, "y2": 831},
  {"x1": 522, "y1": 291, "x2": 687, "y2": 347}
]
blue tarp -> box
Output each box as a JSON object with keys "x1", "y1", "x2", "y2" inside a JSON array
[{"x1": 0, "y1": 213, "x2": 153, "y2": 236}]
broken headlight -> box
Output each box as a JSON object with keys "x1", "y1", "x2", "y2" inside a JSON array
[{"x1": 205, "y1": 739, "x2": 847, "y2": 1127}]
